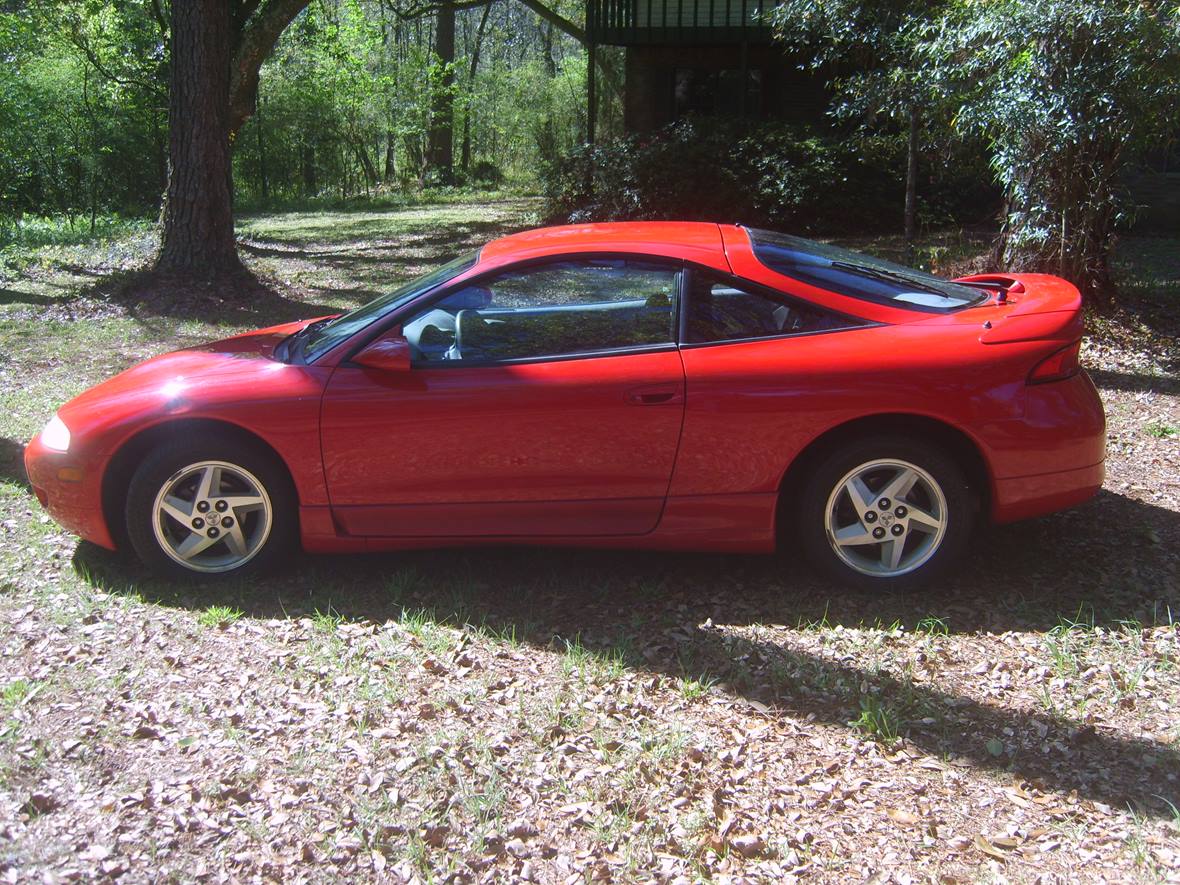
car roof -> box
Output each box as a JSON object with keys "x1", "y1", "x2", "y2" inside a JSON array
[{"x1": 478, "y1": 221, "x2": 737, "y2": 271}]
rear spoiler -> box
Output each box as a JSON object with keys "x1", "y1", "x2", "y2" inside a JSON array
[{"x1": 955, "y1": 274, "x2": 1084, "y2": 345}]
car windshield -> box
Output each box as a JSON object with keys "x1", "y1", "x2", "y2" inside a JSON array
[
  {"x1": 748, "y1": 229, "x2": 986, "y2": 311},
  {"x1": 302, "y1": 252, "x2": 478, "y2": 361}
]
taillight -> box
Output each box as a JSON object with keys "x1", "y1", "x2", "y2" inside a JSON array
[{"x1": 1028, "y1": 340, "x2": 1081, "y2": 384}]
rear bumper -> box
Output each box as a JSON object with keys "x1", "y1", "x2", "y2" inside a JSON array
[
  {"x1": 987, "y1": 370, "x2": 1105, "y2": 522},
  {"x1": 23, "y1": 435, "x2": 117, "y2": 550},
  {"x1": 992, "y1": 460, "x2": 1104, "y2": 523}
]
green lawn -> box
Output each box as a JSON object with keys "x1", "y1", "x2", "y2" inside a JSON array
[{"x1": 1, "y1": 201, "x2": 1178, "y2": 881}]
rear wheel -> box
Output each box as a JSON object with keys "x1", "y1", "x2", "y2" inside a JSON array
[
  {"x1": 125, "y1": 436, "x2": 296, "y2": 579},
  {"x1": 797, "y1": 436, "x2": 974, "y2": 591}
]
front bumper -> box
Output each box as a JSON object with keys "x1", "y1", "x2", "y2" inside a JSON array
[{"x1": 23, "y1": 435, "x2": 117, "y2": 550}]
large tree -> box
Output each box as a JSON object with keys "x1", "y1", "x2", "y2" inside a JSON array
[
  {"x1": 156, "y1": 0, "x2": 607, "y2": 281},
  {"x1": 156, "y1": 0, "x2": 313, "y2": 278}
]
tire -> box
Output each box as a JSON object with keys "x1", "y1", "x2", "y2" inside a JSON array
[
  {"x1": 796, "y1": 435, "x2": 975, "y2": 592},
  {"x1": 124, "y1": 433, "x2": 297, "y2": 580}
]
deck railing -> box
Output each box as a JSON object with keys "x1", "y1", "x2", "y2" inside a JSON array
[{"x1": 587, "y1": 0, "x2": 778, "y2": 45}]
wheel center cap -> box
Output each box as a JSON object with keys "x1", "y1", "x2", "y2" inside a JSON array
[
  {"x1": 206, "y1": 512, "x2": 220, "y2": 526},
  {"x1": 880, "y1": 512, "x2": 894, "y2": 527}
]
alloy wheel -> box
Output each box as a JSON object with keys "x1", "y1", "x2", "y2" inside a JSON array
[
  {"x1": 151, "y1": 460, "x2": 273, "y2": 574},
  {"x1": 822, "y1": 458, "x2": 948, "y2": 578}
]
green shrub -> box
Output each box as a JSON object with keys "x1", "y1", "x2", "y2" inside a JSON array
[
  {"x1": 541, "y1": 119, "x2": 992, "y2": 235},
  {"x1": 469, "y1": 160, "x2": 504, "y2": 188}
]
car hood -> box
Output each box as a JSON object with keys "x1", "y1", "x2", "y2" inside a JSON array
[{"x1": 57, "y1": 318, "x2": 326, "y2": 430}]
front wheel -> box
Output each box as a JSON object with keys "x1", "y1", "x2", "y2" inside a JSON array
[
  {"x1": 125, "y1": 436, "x2": 297, "y2": 579},
  {"x1": 796, "y1": 436, "x2": 975, "y2": 591}
]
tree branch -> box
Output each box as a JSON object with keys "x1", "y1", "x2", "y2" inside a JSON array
[
  {"x1": 514, "y1": 0, "x2": 584, "y2": 43},
  {"x1": 229, "y1": 0, "x2": 315, "y2": 136},
  {"x1": 67, "y1": 28, "x2": 167, "y2": 100},
  {"x1": 149, "y1": 0, "x2": 169, "y2": 39},
  {"x1": 382, "y1": 0, "x2": 494, "y2": 21}
]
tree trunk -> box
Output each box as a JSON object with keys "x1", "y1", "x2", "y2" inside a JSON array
[
  {"x1": 384, "y1": 129, "x2": 397, "y2": 181},
  {"x1": 542, "y1": 19, "x2": 556, "y2": 77},
  {"x1": 427, "y1": 0, "x2": 456, "y2": 180},
  {"x1": 355, "y1": 141, "x2": 378, "y2": 191},
  {"x1": 302, "y1": 142, "x2": 317, "y2": 196},
  {"x1": 256, "y1": 100, "x2": 269, "y2": 202},
  {"x1": 405, "y1": 133, "x2": 425, "y2": 185},
  {"x1": 156, "y1": 0, "x2": 243, "y2": 278},
  {"x1": 460, "y1": 1, "x2": 492, "y2": 172},
  {"x1": 904, "y1": 105, "x2": 918, "y2": 254}
]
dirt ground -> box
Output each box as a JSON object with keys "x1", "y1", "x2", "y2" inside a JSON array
[{"x1": 1, "y1": 201, "x2": 1178, "y2": 882}]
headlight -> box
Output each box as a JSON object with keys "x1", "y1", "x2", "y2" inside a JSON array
[{"x1": 40, "y1": 414, "x2": 71, "y2": 452}]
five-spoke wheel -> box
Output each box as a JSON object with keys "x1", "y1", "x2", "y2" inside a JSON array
[
  {"x1": 824, "y1": 459, "x2": 946, "y2": 578},
  {"x1": 152, "y1": 461, "x2": 273, "y2": 573},
  {"x1": 798, "y1": 436, "x2": 973, "y2": 590},
  {"x1": 125, "y1": 434, "x2": 295, "y2": 579}
]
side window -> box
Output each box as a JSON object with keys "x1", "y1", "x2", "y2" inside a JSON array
[
  {"x1": 685, "y1": 271, "x2": 862, "y2": 344},
  {"x1": 402, "y1": 259, "x2": 680, "y2": 364}
]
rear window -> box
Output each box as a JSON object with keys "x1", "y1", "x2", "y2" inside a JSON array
[{"x1": 749, "y1": 229, "x2": 986, "y2": 312}]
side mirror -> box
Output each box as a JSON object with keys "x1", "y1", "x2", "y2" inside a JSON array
[{"x1": 353, "y1": 331, "x2": 411, "y2": 373}]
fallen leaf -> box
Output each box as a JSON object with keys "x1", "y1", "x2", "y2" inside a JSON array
[
  {"x1": 974, "y1": 834, "x2": 1008, "y2": 861},
  {"x1": 887, "y1": 808, "x2": 922, "y2": 826}
]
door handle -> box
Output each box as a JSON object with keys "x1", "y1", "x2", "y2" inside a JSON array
[{"x1": 626, "y1": 386, "x2": 682, "y2": 405}]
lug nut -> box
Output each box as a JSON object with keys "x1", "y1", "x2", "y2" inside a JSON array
[
  {"x1": 878, "y1": 497, "x2": 891, "y2": 510},
  {"x1": 192, "y1": 517, "x2": 205, "y2": 529},
  {"x1": 207, "y1": 527, "x2": 220, "y2": 538},
  {"x1": 864, "y1": 511, "x2": 878, "y2": 523},
  {"x1": 872, "y1": 526, "x2": 886, "y2": 540},
  {"x1": 891, "y1": 524, "x2": 904, "y2": 536},
  {"x1": 895, "y1": 505, "x2": 908, "y2": 518},
  {"x1": 196, "y1": 501, "x2": 210, "y2": 513},
  {"x1": 221, "y1": 517, "x2": 234, "y2": 528},
  {"x1": 215, "y1": 500, "x2": 228, "y2": 512}
]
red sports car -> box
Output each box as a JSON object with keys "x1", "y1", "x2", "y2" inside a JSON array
[{"x1": 24, "y1": 223, "x2": 1105, "y2": 589}]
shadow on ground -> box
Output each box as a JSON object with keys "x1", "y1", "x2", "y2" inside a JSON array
[
  {"x1": 1088, "y1": 367, "x2": 1180, "y2": 395},
  {"x1": 0, "y1": 438, "x2": 29, "y2": 488},
  {"x1": 73, "y1": 488, "x2": 1180, "y2": 819},
  {"x1": 0, "y1": 287, "x2": 59, "y2": 307},
  {"x1": 76, "y1": 267, "x2": 345, "y2": 328}
]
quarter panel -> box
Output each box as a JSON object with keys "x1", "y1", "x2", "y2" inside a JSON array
[{"x1": 671, "y1": 324, "x2": 1043, "y2": 498}]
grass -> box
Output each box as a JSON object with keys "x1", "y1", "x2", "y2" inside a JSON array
[
  {"x1": 560, "y1": 635, "x2": 628, "y2": 684},
  {"x1": 1, "y1": 679, "x2": 36, "y2": 717},
  {"x1": 915, "y1": 615, "x2": 950, "y2": 637},
  {"x1": 675, "y1": 673, "x2": 716, "y2": 700},
  {"x1": 0, "y1": 213, "x2": 153, "y2": 253},
  {"x1": 311, "y1": 605, "x2": 345, "y2": 633},
  {"x1": 234, "y1": 183, "x2": 532, "y2": 217},
  {"x1": 851, "y1": 694, "x2": 901, "y2": 745},
  {"x1": 1145, "y1": 420, "x2": 1176, "y2": 439},
  {"x1": 197, "y1": 604, "x2": 244, "y2": 628}
]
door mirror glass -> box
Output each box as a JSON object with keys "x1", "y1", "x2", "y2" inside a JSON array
[{"x1": 353, "y1": 331, "x2": 412, "y2": 372}]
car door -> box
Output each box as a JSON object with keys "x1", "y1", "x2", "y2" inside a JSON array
[
  {"x1": 669, "y1": 267, "x2": 876, "y2": 500},
  {"x1": 320, "y1": 257, "x2": 687, "y2": 537}
]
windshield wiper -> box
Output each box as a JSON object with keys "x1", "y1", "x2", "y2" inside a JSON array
[
  {"x1": 831, "y1": 261, "x2": 934, "y2": 290},
  {"x1": 831, "y1": 261, "x2": 986, "y2": 306},
  {"x1": 279, "y1": 317, "x2": 334, "y2": 364}
]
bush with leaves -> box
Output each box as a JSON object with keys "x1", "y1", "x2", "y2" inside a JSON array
[
  {"x1": 921, "y1": 0, "x2": 1180, "y2": 303},
  {"x1": 542, "y1": 119, "x2": 986, "y2": 234}
]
